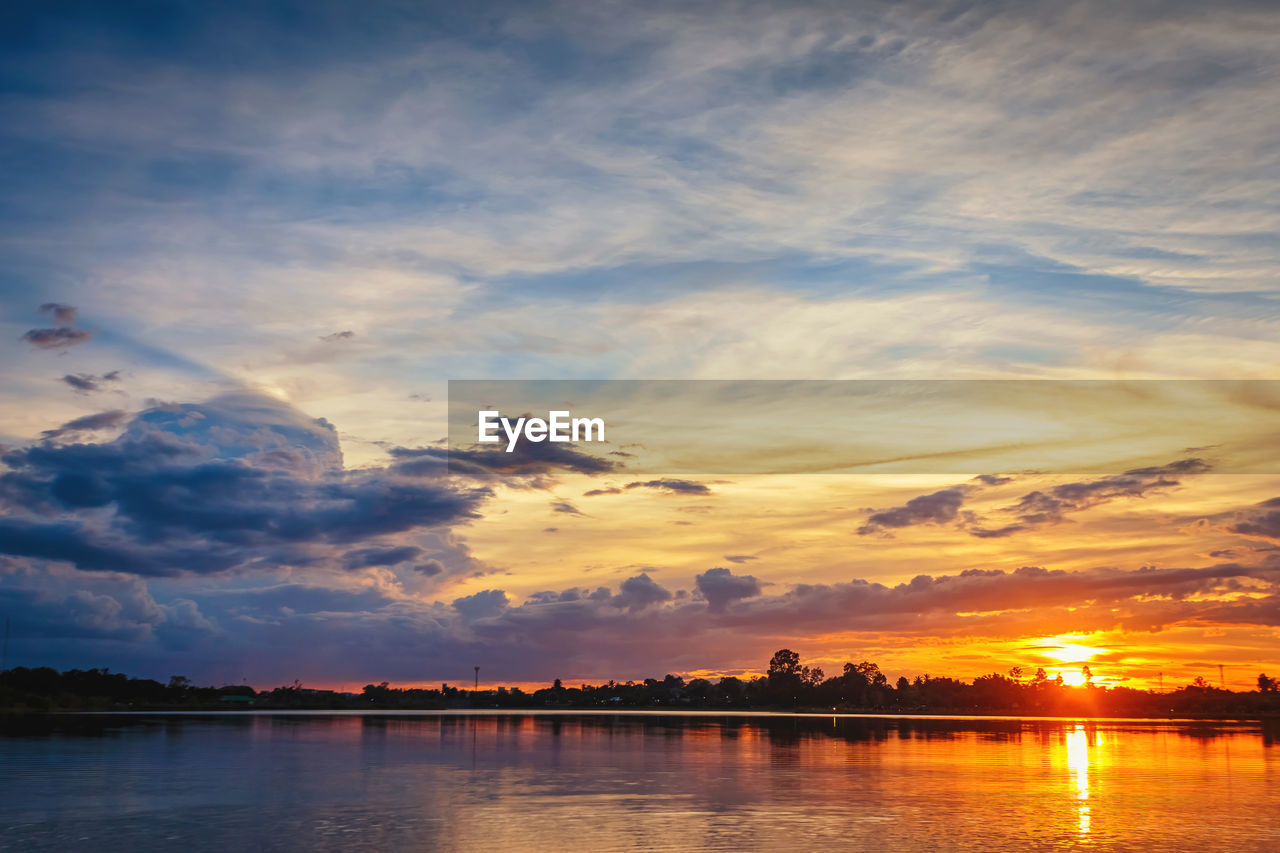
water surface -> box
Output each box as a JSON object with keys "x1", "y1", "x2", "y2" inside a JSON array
[{"x1": 2, "y1": 712, "x2": 1276, "y2": 851}]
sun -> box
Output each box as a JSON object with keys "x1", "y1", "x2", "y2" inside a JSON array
[
  {"x1": 1032, "y1": 636, "x2": 1108, "y2": 664},
  {"x1": 1059, "y1": 670, "x2": 1089, "y2": 687},
  {"x1": 1044, "y1": 643, "x2": 1104, "y2": 663}
]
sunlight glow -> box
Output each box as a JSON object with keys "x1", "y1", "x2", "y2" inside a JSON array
[
  {"x1": 1059, "y1": 670, "x2": 1088, "y2": 687},
  {"x1": 1042, "y1": 643, "x2": 1106, "y2": 663}
]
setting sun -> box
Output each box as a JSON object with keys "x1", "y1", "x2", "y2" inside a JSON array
[
  {"x1": 1036, "y1": 639, "x2": 1108, "y2": 664},
  {"x1": 1058, "y1": 671, "x2": 1090, "y2": 688}
]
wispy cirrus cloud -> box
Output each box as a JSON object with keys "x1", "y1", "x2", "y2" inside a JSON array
[{"x1": 4, "y1": 0, "x2": 1279, "y2": 405}]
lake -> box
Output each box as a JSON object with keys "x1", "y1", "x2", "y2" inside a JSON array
[{"x1": 1, "y1": 712, "x2": 1277, "y2": 851}]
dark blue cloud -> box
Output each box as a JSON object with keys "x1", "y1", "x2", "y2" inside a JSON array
[
  {"x1": 341, "y1": 545, "x2": 423, "y2": 569},
  {"x1": 202, "y1": 582, "x2": 398, "y2": 615},
  {"x1": 453, "y1": 588, "x2": 509, "y2": 620},
  {"x1": 0, "y1": 563, "x2": 193, "y2": 643},
  {"x1": 0, "y1": 393, "x2": 489, "y2": 576},
  {"x1": 392, "y1": 440, "x2": 617, "y2": 480}
]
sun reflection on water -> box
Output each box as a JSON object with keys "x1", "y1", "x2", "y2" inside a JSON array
[{"x1": 1065, "y1": 725, "x2": 1103, "y2": 842}]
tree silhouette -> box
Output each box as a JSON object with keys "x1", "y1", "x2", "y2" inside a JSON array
[
  {"x1": 768, "y1": 649, "x2": 801, "y2": 678},
  {"x1": 767, "y1": 649, "x2": 806, "y2": 704},
  {"x1": 853, "y1": 661, "x2": 888, "y2": 688},
  {"x1": 801, "y1": 666, "x2": 824, "y2": 687}
]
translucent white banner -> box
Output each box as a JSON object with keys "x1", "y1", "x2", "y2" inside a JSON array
[{"x1": 446, "y1": 380, "x2": 1280, "y2": 475}]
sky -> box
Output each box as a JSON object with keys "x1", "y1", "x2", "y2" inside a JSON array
[{"x1": 2, "y1": 0, "x2": 1280, "y2": 691}]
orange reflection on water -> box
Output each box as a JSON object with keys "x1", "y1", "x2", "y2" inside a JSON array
[
  {"x1": 223, "y1": 712, "x2": 1275, "y2": 851},
  {"x1": 1066, "y1": 726, "x2": 1090, "y2": 840},
  {"x1": 1064, "y1": 725, "x2": 1107, "y2": 843}
]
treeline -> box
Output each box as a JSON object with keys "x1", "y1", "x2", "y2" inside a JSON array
[
  {"x1": 0, "y1": 668, "x2": 254, "y2": 712},
  {"x1": 744, "y1": 650, "x2": 1280, "y2": 717},
  {"x1": 4, "y1": 649, "x2": 1280, "y2": 717},
  {"x1": 503, "y1": 650, "x2": 1280, "y2": 718}
]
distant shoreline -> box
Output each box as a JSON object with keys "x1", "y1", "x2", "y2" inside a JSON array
[
  {"x1": 7, "y1": 661, "x2": 1279, "y2": 720},
  {"x1": 8, "y1": 707, "x2": 1279, "y2": 724}
]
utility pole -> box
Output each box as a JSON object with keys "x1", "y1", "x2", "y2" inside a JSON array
[
  {"x1": 474, "y1": 665, "x2": 480, "y2": 694},
  {"x1": 1219, "y1": 664, "x2": 1225, "y2": 690}
]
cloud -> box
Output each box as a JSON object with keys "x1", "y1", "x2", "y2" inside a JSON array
[
  {"x1": 200, "y1": 582, "x2": 397, "y2": 617},
  {"x1": 723, "y1": 554, "x2": 756, "y2": 564},
  {"x1": 22, "y1": 328, "x2": 92, "y2": 350},
  {"x1": 0, "y1": 393, "x2": 490, "y2": 578},
  {"x1": 8, "y1": 548, "x2": 1277, "y2": 686},
  {"x1": 974, "y1": 459, "x2": 1211, "y2": 535},
  {"x1": 39, "y1": 303, "x2": 78, "y2": 323},
  {"x1": 551, "y1": 500, "x2": 585, "y2": 516},
  {"x1": 583, "y1": 486, "x2": 622, "y2": 496},
  {"x1": 624, "y1": 479, "x2": 712, "y2": 495},
  {"x1": 342, "y1": 545, "x2": 423, "y2": 570},
  {"x1": 0, "y1": 559, "x2": 215, "y2": 644},
  {"x1": 1225, "y1": 496, "x2": 1280, "y2": 542},
  {"x1": 22, "y1": 303, "x2": 91, "y2": 351},
  {"x1": 1024, "y1": 459, "x2": 1208, "y2": 516},
  {"x1": 391, "y1": 440, "x2": 618, "y2": 483},
  {"x1": 39, "y1": 409, "x2": 128, "y2": 441},
  {"x1": 861, "y1": 459, "x2": 1210, "y2": 537},
  {"x1": 694, "y1": 567, "x2": 762, "y2": 612},
  {"x1": 413, "y1": 559, "x2": 446, "y2": 576},
  {"x1": 320, "y1": 330, "x2": 355, "y2": 341},
  {"x1": 858, "y1": 486, "x2": 970, "y2": 535},
  {"x1": 612, "y1": 573, "x2": 673, "y2": 612},
  {"x1": 968, "y1": 524, "x2": 1027, "y2": 539},
  {"x1": 234, "y1": 560, "x2": 1280, "y2": 683},
  {"x1": 60, "y1": 371, "x2": 121, "y2": 394},
  {"x1": 717, "y1": 562, "x2": 1280, "y2": 639},
  {"x1": 61, "y1": 374, "x2": 98, "y2": 393},
  {"x1": 453, "y1": 588, "x2": 509, "y2": 621}
]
